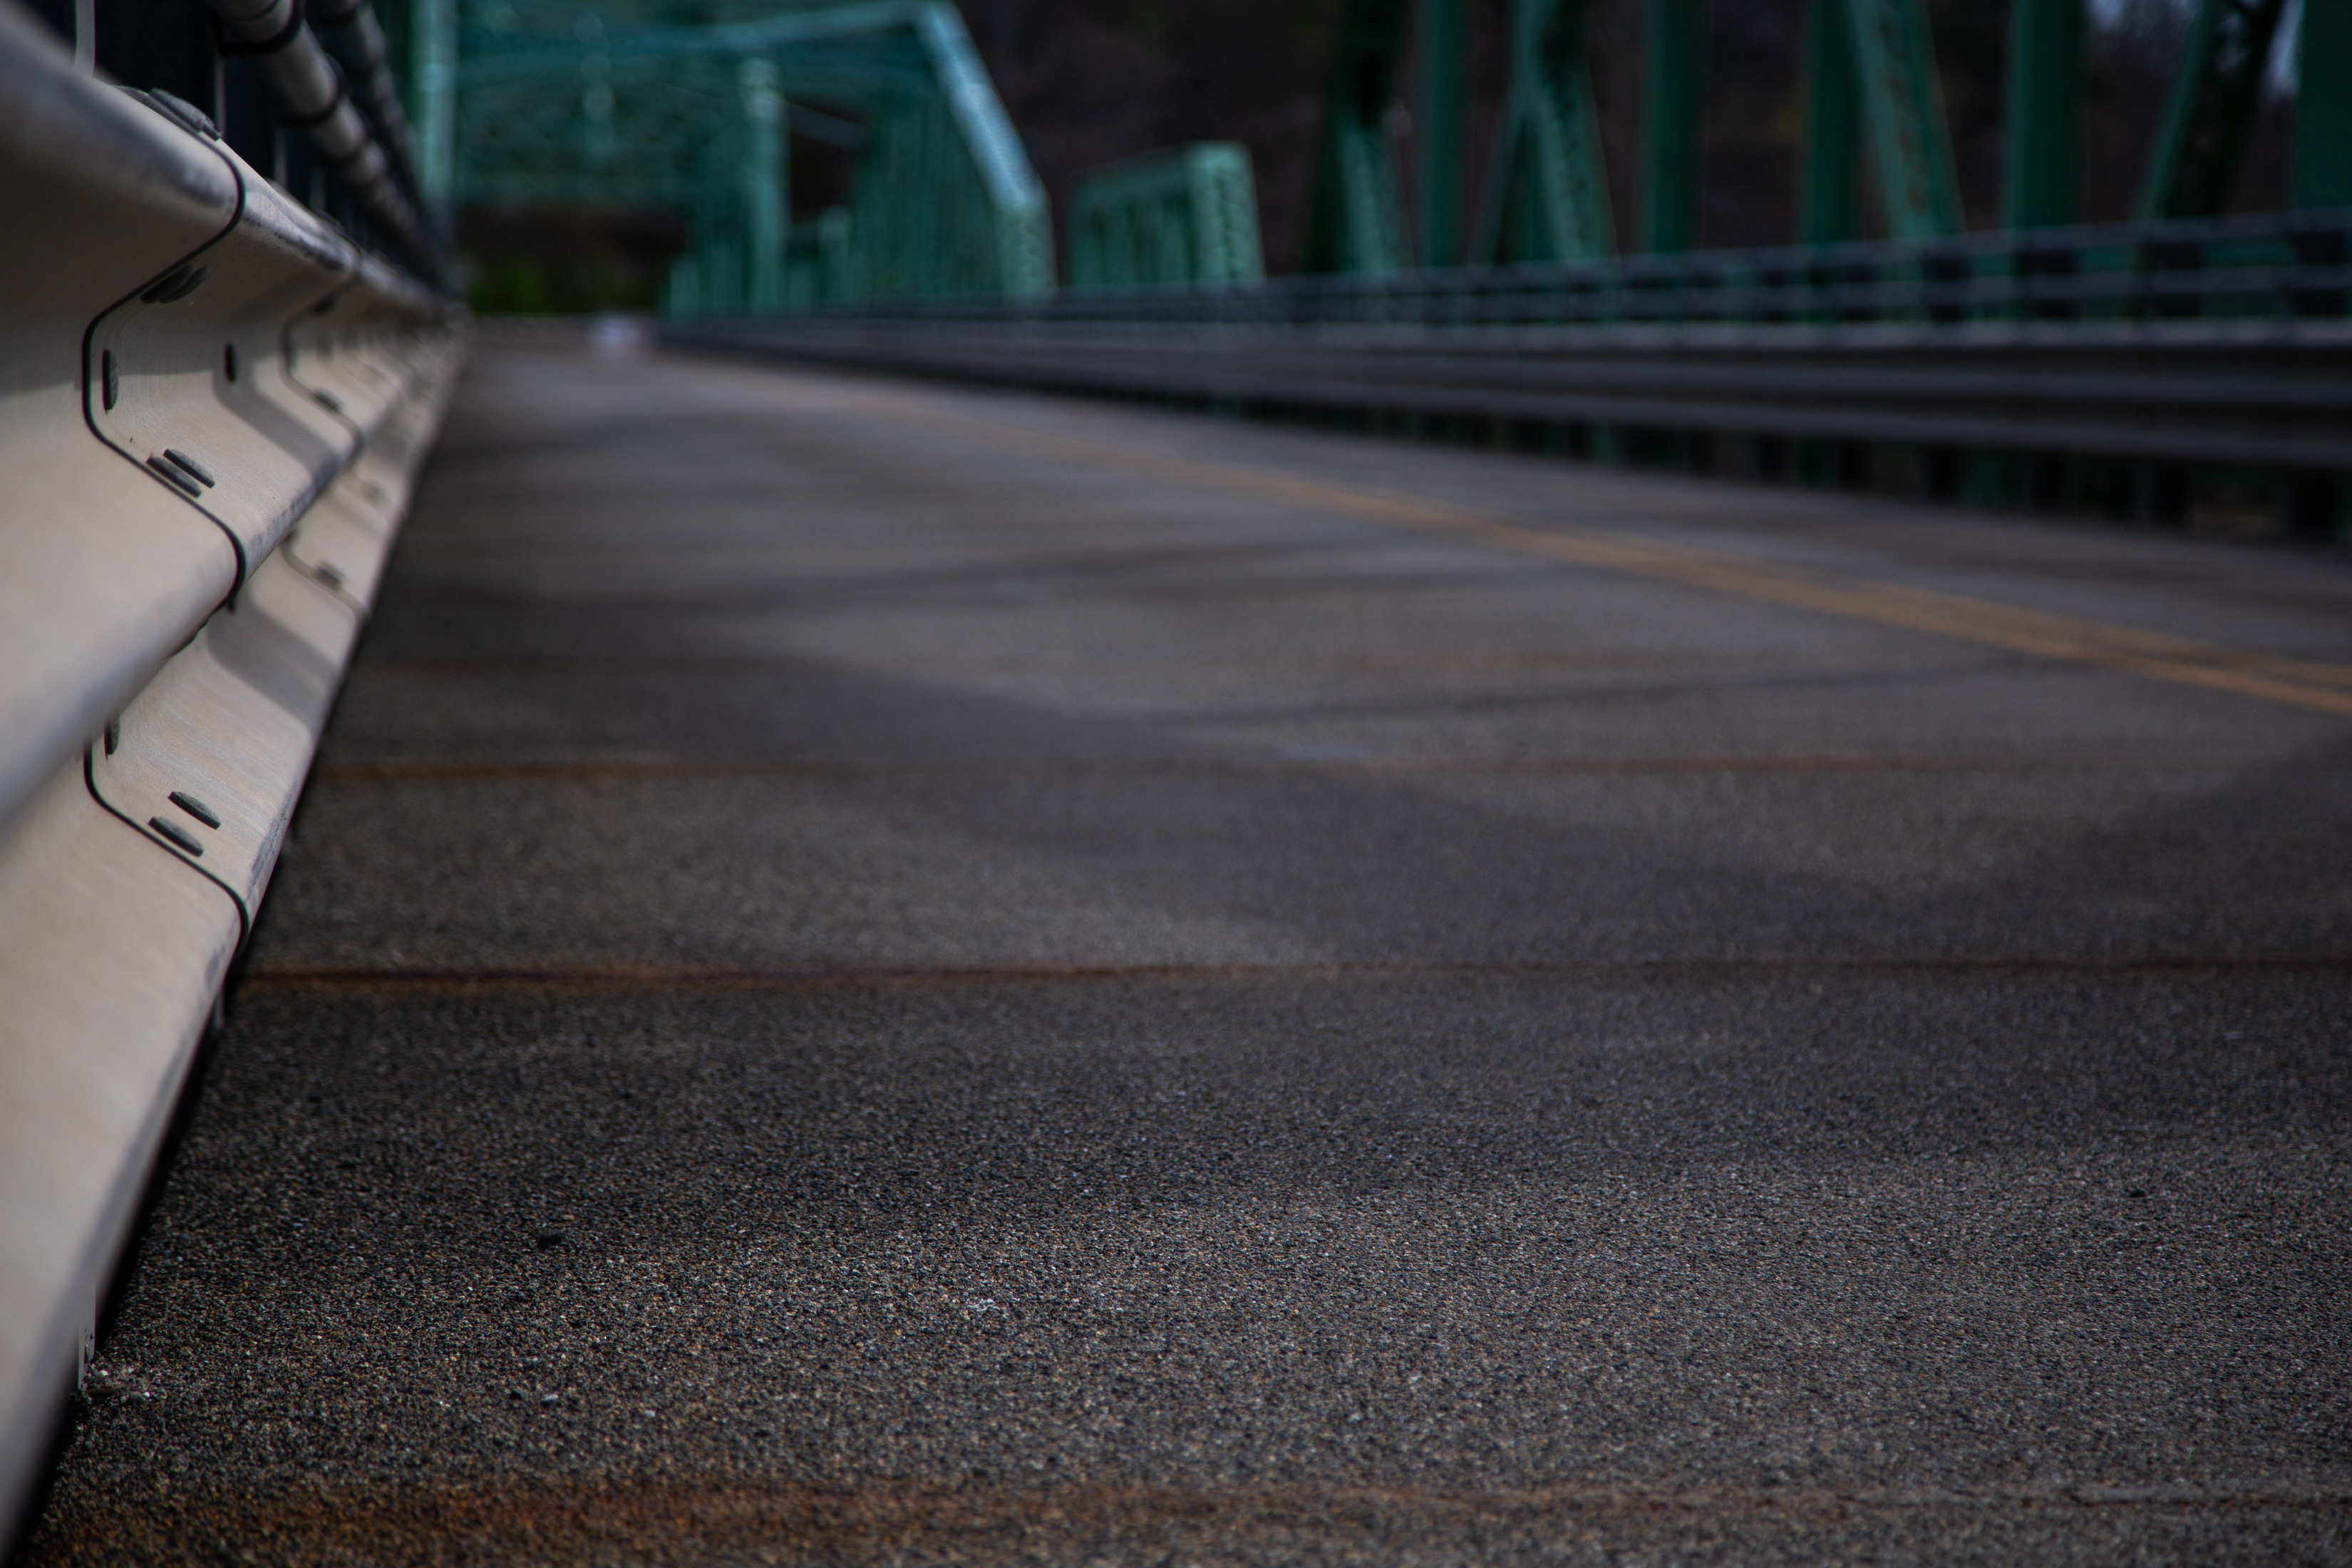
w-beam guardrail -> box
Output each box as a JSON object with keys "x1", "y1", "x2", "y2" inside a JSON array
[
  {"x1": 669, "y1": 209, "x2": 2352, "y2": 529},
  {"x1": 0, "y1": 8, "x2": 463, "y2": 1538}
]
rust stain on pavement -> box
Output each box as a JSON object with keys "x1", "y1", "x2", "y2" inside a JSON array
[
  {"x1": 234, "y1": 953, "x2": 2352, "y2": 994},
  {"x1": 27, "y1": 1474, "x2": 2352, "y2": 1567}
]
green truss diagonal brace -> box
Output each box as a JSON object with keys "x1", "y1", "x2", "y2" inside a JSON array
[
  {"x1": 2138, "y1": 0, "x2": 2290, "y2": 219},
  {"x1": 1799, "y1": 0, "x2": 1962, "y2": 242},
  {"x1": 1068, "y1": 143, "x2": 1266, "y2": 289},
  {"x1": 1304, "y1": 0, "x2": 1413, "y2": 274},
  {"x1": 1471, "y1": 0, "x2": 1616, "y2": 264}
]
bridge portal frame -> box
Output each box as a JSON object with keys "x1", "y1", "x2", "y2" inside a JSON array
[{"x1": 444, "y1": 0, "x2": 1053, "y2": 310}]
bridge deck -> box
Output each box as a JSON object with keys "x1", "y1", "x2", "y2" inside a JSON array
[{"x1": 27, "y1": 341, "x2": 2352, "y2": 1562}]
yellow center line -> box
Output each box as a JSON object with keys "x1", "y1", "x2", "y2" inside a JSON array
[{"x1": 743, "y1": 371, "x2": 2352, "y2": 720}]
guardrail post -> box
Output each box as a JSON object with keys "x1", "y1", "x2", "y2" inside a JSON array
[
  {"x1": 2132, "y1": 463, "x2": 2190, "y2": 524},
  {"x1": 2277, "y1": 473, "x2": 2343, "y2": 540},
  {"x1": 1961, "y1": 453, "x2": 2015, "y2": 507}
]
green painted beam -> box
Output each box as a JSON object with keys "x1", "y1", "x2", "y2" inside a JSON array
[
  {"x1": 1799, "y1": 0, "x2": 1860, "y2": 244},
  {"x1": 1800, "y1": 0, "x2": 1961, "y2": 242},
  {"x1": 1304, "y1": 0, "x2": 1413, "y2": 274},
  {"x1": 1470, "y1": 0, "x2": 1616, "y2": 264},
  {"x1": 783, "y1": 205, "x2": 855, "y2": 306},
  {"x1": 414, "y1": 0, "x2": 455, "y2": 212},
  {"x1": 2137, "y1": 0, "x2": 2289, "y2": 220},
  {"x1": 454, "y1": 1, "x2": 1050, "y2": 309},
  {"x1": 2292, "y1": 0, "x2": 2352, "y2": 209},
  {"x1": 2003, "y1": 0, "x2": 2083, "y2": 228},
  {"x1": 1639, "y1": 0, "x2": 1703, "y2": 252},
  {"x1": 1416, "y1": 0, "x2": 1466, "y2": 267},
  {"x1": 740, "y1": 56, "x2": 784, "y2": 310},
  {"x1": 580, "y1": 18, "x2": 614, "y2": 167},
  {"x1": 1840, "y1": 0, "x2": 1964, "y2": 238},
  {"x1": 1068, "y1": 143, "x2": 1264, "y2": 289}
]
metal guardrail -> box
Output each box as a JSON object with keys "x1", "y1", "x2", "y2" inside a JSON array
[
  {"x1": 669, "y1": 209, "x2": 2352, "y2": 530},
  {"x1": 758, "y1": 207, "x2": 2352, "y2": 327},
  {"x1": 0, "y1": 8, "x2": 463, "y2": 1540},
  {"x1": 210, "y1": 0, "x2": 434, "y2": 265}
]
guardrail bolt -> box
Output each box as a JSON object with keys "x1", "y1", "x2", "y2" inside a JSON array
[
  {"x1": 163, "y1": 450, "x2": 216, "y2": 488},
  {"x1": 140, "y1": 264, "x2": 207, "y2": 305},
  {"x1": 167, "y1": 792, "x2": 221, "y2": 830},
  {"x1": 144, "y1": 455, "x2": 201, "y2": 497}
]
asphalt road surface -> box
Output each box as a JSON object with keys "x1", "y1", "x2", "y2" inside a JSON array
[{"x1": 22, "y1": 339, "x2": 2352, "y2": 1565}]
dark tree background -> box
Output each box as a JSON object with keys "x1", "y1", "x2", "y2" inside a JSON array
[{"x1": 460, "y1": 0, "x2": 2295, "y2": 308}]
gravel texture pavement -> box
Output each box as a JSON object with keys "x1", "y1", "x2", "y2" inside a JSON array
[{"x1": 21, "y1": 342, "x2": 2352, "y2": 1564}]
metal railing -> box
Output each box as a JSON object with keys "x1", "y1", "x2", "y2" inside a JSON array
[
  {"x1": 670, "y1": 209, "x2": 2352, "y2": 537},
  {"x1": 0, "y1": 10, "x2": 464, "y2": 1541},
  {"x1": 795, "y1": 208, "x2": 2352, "y2": 331}
]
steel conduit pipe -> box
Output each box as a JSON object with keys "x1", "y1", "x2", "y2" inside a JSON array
[{"x1": 207, "y1": 0, "x2": 425, "y2": 259}]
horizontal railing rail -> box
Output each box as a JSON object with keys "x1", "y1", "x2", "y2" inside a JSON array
[
  {"x1": 669, "y1": 208, "x2": 2352, "y2": 537},
  {"x1": 0, "y1": 9, "x2": 464, "y2": 1542},
  {"x1": 763, "y1": 208, "x2": 2352, "y2": 331}
]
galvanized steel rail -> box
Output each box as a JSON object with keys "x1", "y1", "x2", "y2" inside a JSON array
[
  {"x1": 668, "y1": 209, "x2": 2352, "y2": 512},
  {"x1": 0, "y1": 8, "x2": 461, "y2": 1539}
]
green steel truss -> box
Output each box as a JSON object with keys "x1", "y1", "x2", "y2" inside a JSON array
[
  {"x1": 1301, "y1": 0, "x2": 1413, "y2": 274},
  {"x1": 2004, "y1": 0, "x2": 2083, "y2": 229},
  {"x1": 1800, "y1": 0, "x2": 1964, "y2": 243},
  {"x1": 443, "y1": 0, "x2": 1051, "y2": 309},
  {"x1": 1415, "y1": 0, "x2": 1467, "y2": 267},
  {"x1": 1470, "y1": 0, "x2": 1616, "y2": 264},
  {"x1": 2137, "y1": 0, "x2": 2289, "y2": 220},
  {"x1": 2294, "y1": 0, "x2": 2352, "y2": 209},
  {"x1": 1068, "y1": 143, "x2": 1266, "y2": 289},
  {"x1": 1639, "y1": 0, "x2": 1704, "y2": 253},
  {"x1": 430, "y1": 0, "x2": 2351, "y2": 309}
]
